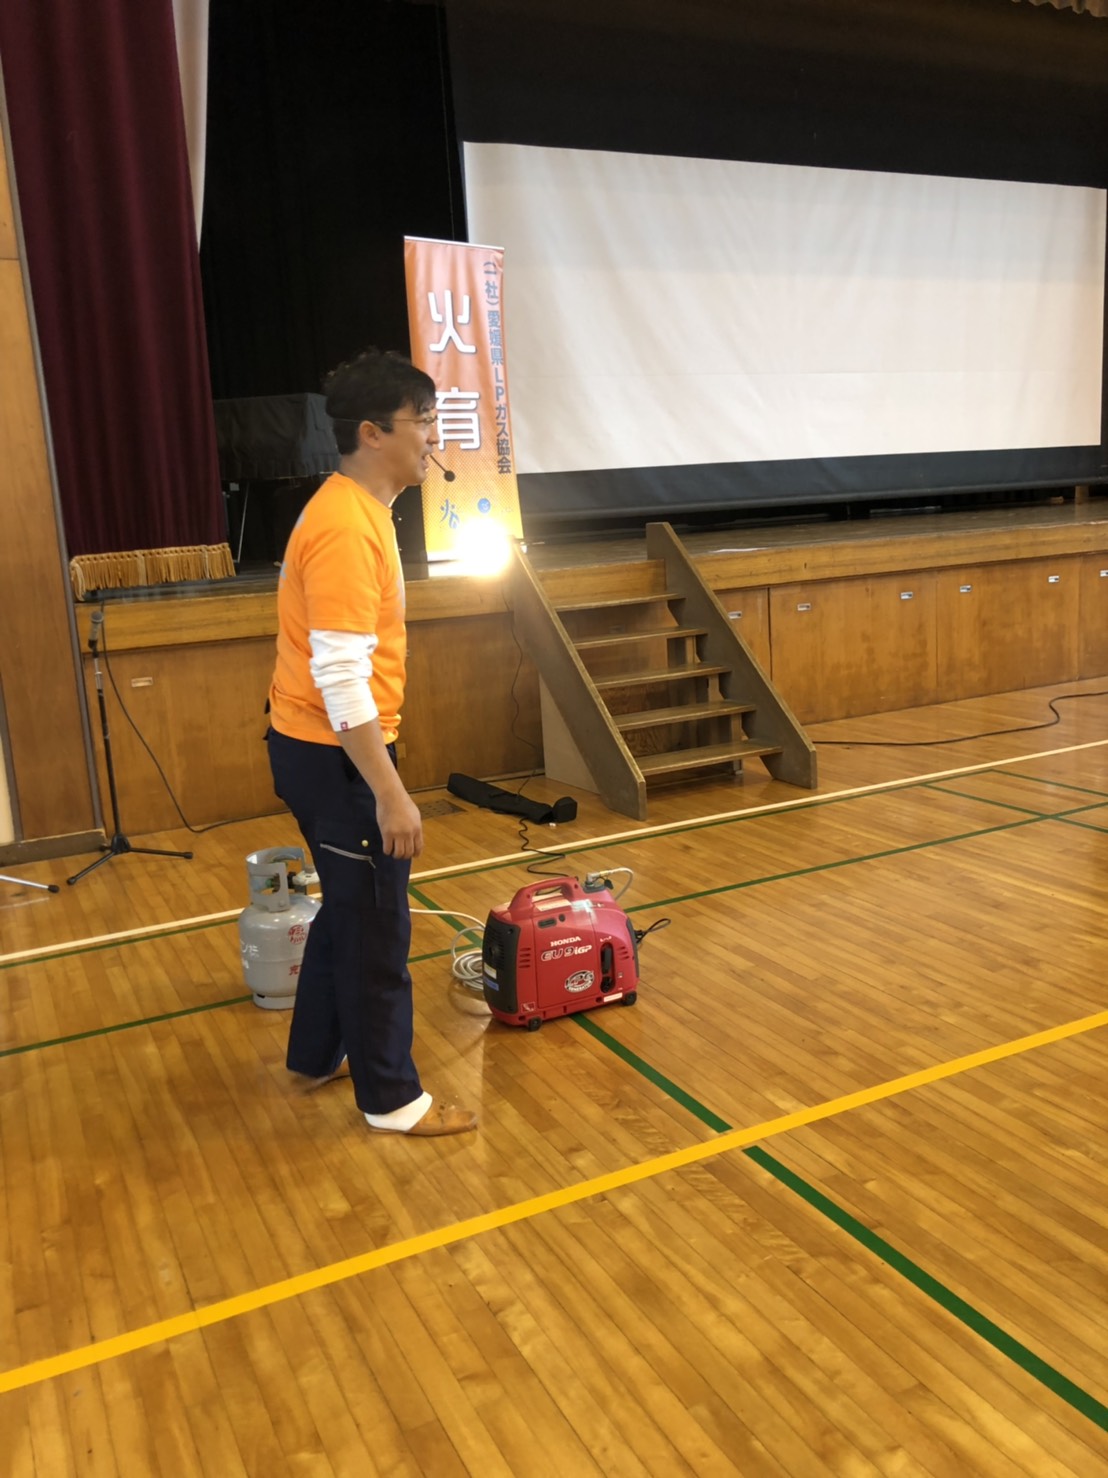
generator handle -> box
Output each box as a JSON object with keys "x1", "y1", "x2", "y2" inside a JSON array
[{"x1": 509, "y1": 876, "x2": 587, "y2": 908}]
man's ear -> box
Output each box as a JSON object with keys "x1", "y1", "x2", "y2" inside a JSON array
[{"x1": 358, "y1": 418, "x2": 385, "y2": 450}]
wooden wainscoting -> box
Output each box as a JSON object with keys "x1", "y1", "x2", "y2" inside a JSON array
[
  {"x1": 714, "y1": 586, "x2": 771, "y2": 675},
  {"x1": 0, "y1": 260, "x2": 97, "y2": 844},
  {"x1": 772, "y1": 553, "x2": 1088, "y2": 725},
  {"x1": 770, "y1": 571, "x2": 941, "y2": 724},
  {"x1": 81, "y1": 639, "x2": 277, "y2": 834},
  {"x1": 78, "y1": 613, "x2": 547, "y2": 834},
  {"x1": 1078, "y1": 553, "x2": 1108, "y2": 680},
  {"x1": 935, "y1": 557, "x2": 1079, "y2": 701},
  {"x1": 401, "y1": 611, "x2": 543, "y2": 791}
]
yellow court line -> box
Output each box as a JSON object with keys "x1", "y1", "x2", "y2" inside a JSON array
[
  {"x1": 4, "y1": 736, "x2": 1107, "y2": 968},
  {"x1": 2, "y1": 1004, "x2": 1105, "y2": 1397}
]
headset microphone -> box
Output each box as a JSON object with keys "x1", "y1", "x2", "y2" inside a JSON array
[{"x1": 428, "y1": 452, "x2": 456, "y2": 483}]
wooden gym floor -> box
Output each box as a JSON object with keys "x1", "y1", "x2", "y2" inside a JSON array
[{"x1": 1, "y1": 678, "x2": 1107, "y2": 1476}]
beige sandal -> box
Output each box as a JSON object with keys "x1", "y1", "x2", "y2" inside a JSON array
[{"x1": 368, "y1": 1101, "x2": 478, "y2": 1136}]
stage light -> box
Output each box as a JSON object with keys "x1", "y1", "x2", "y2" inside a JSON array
[{"x1": 453, "y1": 518, "x2": 513, "y2": 575}]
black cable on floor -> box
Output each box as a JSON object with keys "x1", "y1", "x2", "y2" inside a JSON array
[{"x1": 814, "y1": 688, "x2": 1108, "y2": 747}]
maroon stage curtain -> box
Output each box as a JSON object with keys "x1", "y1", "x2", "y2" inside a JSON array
[{"x1": 0, "y1": 0, "x2": 232, "y2": 593}]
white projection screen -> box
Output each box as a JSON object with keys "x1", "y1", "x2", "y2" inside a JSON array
[{"x1": 464, "y1": 142, "x2": 1106, "y2": 484}]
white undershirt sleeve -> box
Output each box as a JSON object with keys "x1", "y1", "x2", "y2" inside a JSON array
[{"x1": 308, "y1": 629, "x2": 379, "y2": 731}]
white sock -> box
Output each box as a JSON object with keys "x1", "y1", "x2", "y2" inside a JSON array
[{"x1": 364, "y1": 1091, "x2": 432, "y2": 1133}]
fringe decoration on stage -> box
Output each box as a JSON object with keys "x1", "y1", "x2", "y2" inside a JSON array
[{"x1": 69, "y1": 543, "x2": 236, "y2": 598}]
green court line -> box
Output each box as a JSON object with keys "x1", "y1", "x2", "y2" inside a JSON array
[
  {"x1": 2, "y1": 766, "x2": 1086, "y2": 978},
  {"x1": 6, "y1": 789, "x2": 1105, "y2": 1061},
  {"x1": 0, "y1": 995, "x2": 254, "y2": 1059},
  {"x1": 573, "y1": 1013, "x2": 731, "y2": 1132},
  {"x1": 620, "y1": 813, "x2": 1045, "y2": 914},
  {"x1": 744, "y1": 1145, "x2": 1108, "y2": 1433},
  {"x1": 1003, "y1": 771, "x2": 1108, "y2": 803},
  {"x1": 923, "y1": 784, "x2": 1051, "y2": 817},
  {"x1": 621, "y1": 796, "x2": 1108, "y2": 915},
  {"x1": 412, "y1": 772, "x2": 1009, "y2": 885},
  {"x1": 1051, "y1": 815, "x2": 1108, "y2": 836},
  {"x1": 0, "y1": 945, "x2": 457, "y2": 1060},
  {"x1": 570, "y1": 1016, "x2": 1108, "y2": 1432}
]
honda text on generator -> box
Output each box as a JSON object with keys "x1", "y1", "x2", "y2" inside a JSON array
[{"x1": 481, "y1": 875, "x2": 665, "y2": 1030}]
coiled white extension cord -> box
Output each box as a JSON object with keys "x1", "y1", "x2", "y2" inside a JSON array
[{"x1": 410, "y1": 907, "x2": 487, "y2": 993}]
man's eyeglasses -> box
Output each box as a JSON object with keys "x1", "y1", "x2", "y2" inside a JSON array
[
  {"x1": 390, "y1": 414, "x2": 438, "y2": 429},
  {"x1": 334, "y1": 413, "x2": 439, "y2": 434}
]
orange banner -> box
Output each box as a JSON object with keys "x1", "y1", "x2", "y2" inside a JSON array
[{"x1": 404, "y1": 237, "x2": 523, "y2": 563}]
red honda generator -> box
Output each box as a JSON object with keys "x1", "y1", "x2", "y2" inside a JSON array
[{"x1": 482, "y1": 877, "x2": 639, "y2": 1030}]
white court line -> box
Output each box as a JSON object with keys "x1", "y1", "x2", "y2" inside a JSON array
[
  {"x1": 419, "y1": 737, "x2": 1108, "y2": 878},
  {"x1": 3, "y1": 736, "x2": 1107, "y2": 968}
]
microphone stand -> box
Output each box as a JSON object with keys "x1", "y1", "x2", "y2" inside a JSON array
[
  {"x1": 0, "y1": 874, "x2": 60, "y2": 894},
  {"x1": 67, "y1": 613, "x2": 194, "y2": 886}
]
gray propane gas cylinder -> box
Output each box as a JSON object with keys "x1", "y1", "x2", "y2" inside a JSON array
[{"x1": 238, "y1": 846, "x2": 320, "y2": 1009}]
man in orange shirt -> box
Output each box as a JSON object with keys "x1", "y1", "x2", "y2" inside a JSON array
[{"x1": 268, "y1": 348, "x2": 477, "y2": 1137}]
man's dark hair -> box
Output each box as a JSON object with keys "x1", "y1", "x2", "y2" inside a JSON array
[{"x1": 324, "y1": 348, "x2": 437, "y2": 454}]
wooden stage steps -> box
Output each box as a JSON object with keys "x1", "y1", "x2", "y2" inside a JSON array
[{"x1": 507, "y1": 522, "x2": 817, "y2": 820}]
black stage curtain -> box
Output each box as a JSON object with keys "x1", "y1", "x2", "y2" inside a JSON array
[
  {"x1": 200, "y1": 0, "x2": 466, "y2": 402},
  {"x1": 446, "y1": 0, "x2": 1108, "y2": 189}
]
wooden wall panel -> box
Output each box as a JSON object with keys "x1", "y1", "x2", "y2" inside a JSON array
[
  {"x1": 936, "y1": 558, "x2": 1080, "y2": 700},
  {"x1": 715, "y1": 585, "x2": 771, "y2": 673},
  {"x1": 0, "y1": 138, "x2": 15, "y2": 259},
  {"x1": 400, "y1": 612, "x2": 543, "y2": 791},
  {"x1": 81, "y1": 639, "x2": 277, "y2": 834},
  {"x1": 0, "y1": 133, "x2": 13, "y2": 843},
  {"x1": 1078, "y1": 554, "x2": 1108, "y2": 679},
  {"x1": 770, "y1": 574, "x2": 939, "y2": 723},
  {"x1": 0, "y1": 258, "x2": 96, "y2": 841}
]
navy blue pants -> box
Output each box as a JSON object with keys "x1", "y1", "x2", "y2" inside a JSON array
[{"x1": 267, "y1": 729, "x2": 422, "y2": 1115}]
